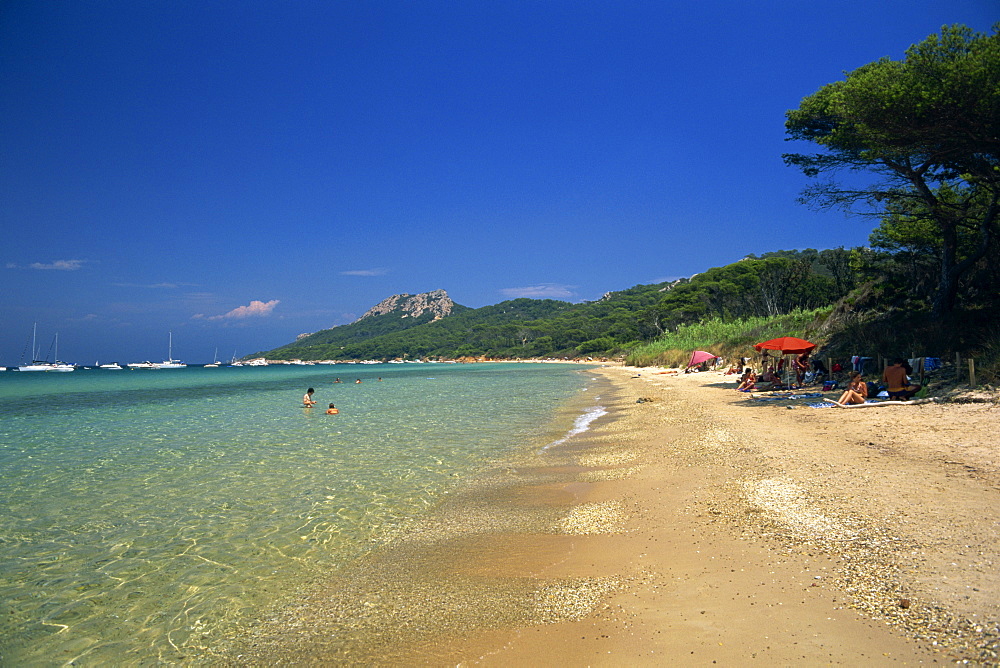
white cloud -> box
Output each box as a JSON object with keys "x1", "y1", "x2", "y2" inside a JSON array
[
  {"x1": 500, "y1": 283, "x2": 577, "y2": 299},
  {"x1": 204, "y1": 299, "x2": 280, "y2": 321},
  {"x1": 28, "y1": 259, "x2": 86, "y2": 270},
  {"x1": 340, "y1": 268, "x2": 387, "y2": 276},
  {"x1": 112, "y1": 282, "x2": 195, "y2": 289}
]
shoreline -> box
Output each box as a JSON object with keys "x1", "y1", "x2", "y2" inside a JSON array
[{"x1": 231, "y1": 365, "x2": 999, "y2": 665}]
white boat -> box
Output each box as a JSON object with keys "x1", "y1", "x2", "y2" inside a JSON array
[
  {"x1": 19, "y1": 362, "x2": 74, "y2": 372},
  {"x1": 154, "y1": 332, "x2": 187, "y2": 369},
  {"x1": 204, "y1": 349, "x2": 221, "y2": 367},
  {"x1": 18, "y1": 326, "x2": 75, "y2": 372},
  {"x1": 98, "y1": 362, "x2": 124, "y2": 370},
  {"x1": 127, "y1": 361, "x2": 158, "y2": 369}
]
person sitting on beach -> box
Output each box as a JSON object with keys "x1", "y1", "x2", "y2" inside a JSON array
[
  {"x1": 835, "y1": 371, "x2": 868, "y2": 406},
  {"x1": 303, "y1": 388, "x2": 317, "y2": 407},
  {"x1": 760, "y1": 367, "x2": 784, "y2": 390},
  {"x1": 736, "y1": 368, "x2": 757, "y2": 392},
  {"x1": 325, "y1": 403, "x2": 339, "y2": 415},
  {"x1": 882, "y1": 359, "x2": 921, "y2": 400}
]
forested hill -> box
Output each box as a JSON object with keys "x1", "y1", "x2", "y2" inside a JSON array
[
  {"x1": 251, "y1": 282, "x2": 676, "y2": 361},
  {"x1": 251, "y1": 249, "x2": 863, "y2": 361}
]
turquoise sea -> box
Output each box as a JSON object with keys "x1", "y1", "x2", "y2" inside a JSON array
[{"x1": 0, "y1": 362, "x2": 598, "y2": 664}]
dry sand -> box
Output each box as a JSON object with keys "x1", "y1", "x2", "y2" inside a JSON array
[{"x1": 232, "y1": 365, "x2": 999, "y2": 666}]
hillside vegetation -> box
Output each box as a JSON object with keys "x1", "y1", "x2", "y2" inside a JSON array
[{"x1": 253, "y1": 243, "x2": 997, "y2": 383}]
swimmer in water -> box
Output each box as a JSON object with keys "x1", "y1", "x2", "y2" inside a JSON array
[
  {"x1": 303, "y1": 388, "x2": 317, "y2": 407},
  {"x1": 326, "y1": 403, "x2": 339, "y2": 415}
]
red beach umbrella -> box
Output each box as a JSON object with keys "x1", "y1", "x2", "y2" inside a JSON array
[
  {"x1": 753, "y1": 337, "x2": 817, "y2": 355},
  {"x1": 688, "y1": 350, "x2": 717, "y2": 367}
]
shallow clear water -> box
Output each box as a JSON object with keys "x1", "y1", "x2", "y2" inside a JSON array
[{"x1": 0, "y1": 362, "x2": 594, "y2": 664}]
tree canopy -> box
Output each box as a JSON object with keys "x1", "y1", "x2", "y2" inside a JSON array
[{"x1": 784, "y1": 23, "x2": 1000, "y2": 315}]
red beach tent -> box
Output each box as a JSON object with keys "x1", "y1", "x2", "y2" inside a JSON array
[{"x1": 688, "y1": 350, "x2": 717, "y2": 367}]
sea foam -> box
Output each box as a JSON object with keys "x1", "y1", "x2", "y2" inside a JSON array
[{"x1": 541, "y1": 403, "x2": 607, "y2": 452}]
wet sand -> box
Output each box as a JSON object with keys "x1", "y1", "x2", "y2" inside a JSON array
[{"x1": 230, "y1": 365, "x2": 999, "y2": 665}]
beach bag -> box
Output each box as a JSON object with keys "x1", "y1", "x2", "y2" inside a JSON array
[{"x1": 822, "y1": 380, "x2": 836, "y2": 391}]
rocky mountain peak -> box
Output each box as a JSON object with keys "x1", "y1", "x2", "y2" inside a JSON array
[{"x1": 354, "y1": 289, "x2": 456, "y2": 323}]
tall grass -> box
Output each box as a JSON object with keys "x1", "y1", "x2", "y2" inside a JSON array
[{"x1": 626, "y1": 308, "x2": 831, "y2": 367}]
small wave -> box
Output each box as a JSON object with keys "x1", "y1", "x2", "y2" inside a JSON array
[{"x1": 541, "y1": 405, "x2": 608, "y2": 452}]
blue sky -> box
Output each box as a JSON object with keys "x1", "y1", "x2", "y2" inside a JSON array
[{"x1": 2, "y1": 1, "x2": 995, "y2": 364}]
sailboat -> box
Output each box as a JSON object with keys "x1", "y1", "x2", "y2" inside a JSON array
[
  {"x1": 18, "y1": 325, "x2": 75, "y2": 372},
  {"x1": 204, "y1": 348, "x2": 221, "y2": 368},
  {"x1": 154, "y1": 332, "x2": 187, "y2": 369}
]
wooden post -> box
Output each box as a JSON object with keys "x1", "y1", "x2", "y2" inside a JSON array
[
  {"x1": 956, "y1": 352, "x2": 962, "y2": 380},
  {"x1": 969, "y1": 358, "x2": 977, "y2": 387},
  {"x1": 919, "y1": 357, "x2": 926, "y2": 387}
]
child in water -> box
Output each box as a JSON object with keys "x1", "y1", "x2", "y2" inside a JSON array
[{"x1": 326, "y1": 403, "x2": 339, "y2": 415}]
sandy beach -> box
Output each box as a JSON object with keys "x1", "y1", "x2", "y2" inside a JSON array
[{"x1": 234, "y1": 365, "x2": 999, "y2": 665}]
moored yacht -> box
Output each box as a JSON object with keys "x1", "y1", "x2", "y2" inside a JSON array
[
  {"x1": 18, "y1": 327, "x2": 75, "y2": 371},
  {"x1": 204, "y1": 349, "x2": 221, "y2": 367},
  {"x1": 19, "y1": 361, "x2": 74, "y2": 372},
  {"x1": 154, "y1": 332, "x2": 187, "y2": 369}
]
